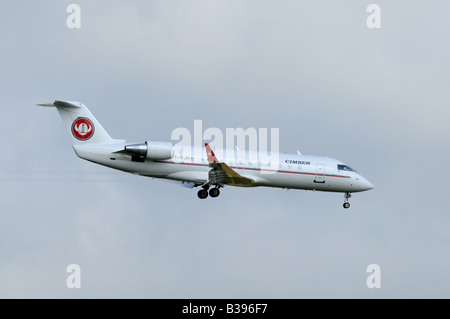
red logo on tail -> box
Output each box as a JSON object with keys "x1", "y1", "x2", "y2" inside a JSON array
[{"x1": 72, "y1": 118, "x2": 94, "y2": 140}]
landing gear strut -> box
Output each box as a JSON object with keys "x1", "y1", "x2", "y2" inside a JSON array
[{"x1": 343, "y1": 192, "x2": 351, "y2": 209}]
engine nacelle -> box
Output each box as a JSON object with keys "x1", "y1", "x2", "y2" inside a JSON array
[{"x1": 125, "y1": 141, "x2": 174, "y2": 162}]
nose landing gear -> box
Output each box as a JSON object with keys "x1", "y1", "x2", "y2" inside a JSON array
[{"x1": 343, "y1": 192, "x2": 351, "y2": 209}]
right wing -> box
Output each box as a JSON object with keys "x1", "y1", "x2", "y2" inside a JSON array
[{"x1": 205, "y1": 143, "x2": 254, "y2": 187}]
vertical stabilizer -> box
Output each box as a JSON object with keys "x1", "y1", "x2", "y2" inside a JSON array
[{"x1": 38, "y1": 100, "x2": 114, "y2": 145}]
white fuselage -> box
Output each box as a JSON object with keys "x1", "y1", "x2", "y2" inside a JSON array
[{"x1": 73, "y1": 143, "x2": 374, "y2": 193}]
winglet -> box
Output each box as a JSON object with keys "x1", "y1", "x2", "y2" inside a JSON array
[{"x1": 205, "y1": 143, "x2": 219, "y2": 164}]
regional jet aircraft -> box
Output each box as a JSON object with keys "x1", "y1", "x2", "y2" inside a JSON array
[{"x1": 39, "y1": 101, "x2": 373, "y2": 208}]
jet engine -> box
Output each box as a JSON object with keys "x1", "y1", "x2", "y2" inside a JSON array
[{"x1": 124, "y1": 141, "x2": 174, "y2": 162}]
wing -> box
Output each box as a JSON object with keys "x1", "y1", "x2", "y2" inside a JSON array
[{"x1": 205, "y1": 143, "x2": 254, "y2": 187}]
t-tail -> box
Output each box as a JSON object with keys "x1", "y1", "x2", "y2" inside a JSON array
[{"x1": 38, "y1": 100, "x2": 115, "y2": 145}]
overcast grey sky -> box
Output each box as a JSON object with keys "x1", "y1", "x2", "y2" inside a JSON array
[{"x1": 1, "y1": 0, "x2": 450, "y2": 298}]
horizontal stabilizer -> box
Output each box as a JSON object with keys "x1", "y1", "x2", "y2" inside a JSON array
[{"x1": 37, "y1": 100, "x2": 83, "y2": 108}]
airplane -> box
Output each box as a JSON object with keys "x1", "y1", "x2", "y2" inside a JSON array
[{"x1": 38, "y1": 100, "x2": 374, "y2": 208}]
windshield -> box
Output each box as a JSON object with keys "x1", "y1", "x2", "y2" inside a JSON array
[{"x1": 337, "y1": 164, "x2": 356, "y2": 172}]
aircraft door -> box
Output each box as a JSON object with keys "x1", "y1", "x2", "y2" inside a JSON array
[{"x1": 314, "y1": 163, "x2": 325, "y2": 183}]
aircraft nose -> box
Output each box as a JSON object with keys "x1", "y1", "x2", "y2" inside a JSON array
[{"x1": 360, "y1": 176, "x2": 374, "y2": 191}]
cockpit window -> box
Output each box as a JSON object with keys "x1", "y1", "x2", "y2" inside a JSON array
[{"x1": 337, "y1": 164, "x2": 355, "y2": 172}]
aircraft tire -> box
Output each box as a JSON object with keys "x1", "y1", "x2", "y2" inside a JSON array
[
  {"x1": 197, "y1": 189, "x2": 208, "y2": 199},
  {"x1": 209, "y1": 188, "x2": 220, "y2": 198}
]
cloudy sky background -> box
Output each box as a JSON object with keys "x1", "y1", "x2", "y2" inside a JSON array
[{"x1": 1, "y1": 0, "x2": 450, "y2": 298}]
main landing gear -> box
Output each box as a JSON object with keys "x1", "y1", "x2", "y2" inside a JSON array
[
  {"x1": 197, "y1": 189, "x2": 208, "y2": 199},
  {"x1": 197, "y1": 185, "x2": 221, "y2": 199},
  {"x1": 343, "y1": 192, "x2": 351, "y2": 209}
]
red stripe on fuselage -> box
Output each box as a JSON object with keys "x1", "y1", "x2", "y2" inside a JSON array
[{"x1": 153, "y1": 161, "x2": 351, "y2": 179}]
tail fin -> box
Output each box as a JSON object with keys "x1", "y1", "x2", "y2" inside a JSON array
[{"x1": 38, "y1": 100, "x2": 114, "y2": 144}]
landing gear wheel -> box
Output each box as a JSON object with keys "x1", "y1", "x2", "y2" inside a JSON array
[
  {"x1": 343, "y1": 192, "x2": 351, "y2": 209},
  {"x1": 209, "y1": 188, "x2": 220, "y2": 198},
  {"x1": 197, "y1": 189, "x2": 208, "y2": 199}
]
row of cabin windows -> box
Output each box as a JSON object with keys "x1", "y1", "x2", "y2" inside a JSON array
[{"x1": 173, "y1": 155, "x2": 355, "y2": 172}]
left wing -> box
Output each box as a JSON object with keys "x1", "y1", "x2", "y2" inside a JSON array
[{"x1": 205, "y1": 143, "x2": 254, "y2": 187}]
